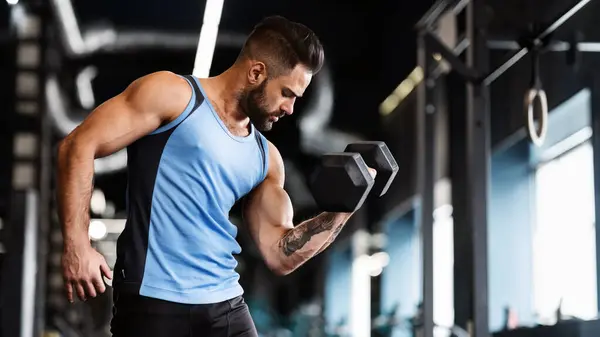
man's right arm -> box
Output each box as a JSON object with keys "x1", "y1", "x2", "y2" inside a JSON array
[{"x1": 57, "y1": 71, "x2": 191, "y2": 302}]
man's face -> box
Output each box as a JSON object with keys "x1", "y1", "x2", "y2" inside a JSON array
[{"x1": 243, "y1": 64, "x2": 312, "y2": 131}]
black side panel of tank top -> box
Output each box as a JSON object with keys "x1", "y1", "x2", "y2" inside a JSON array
[{"x1": 113, "y1": 75, "x2": 204, "y2": 293}]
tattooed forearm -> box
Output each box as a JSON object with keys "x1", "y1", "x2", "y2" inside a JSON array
[
  {"x1": 279, "y1": 213, "x2": 338, "y2": 256},
  {"x1": 314, "y1": 218, "x2": 346, "y2": 255},
  {"x1": 329, "y1": 223, "x2": 344, "y2": 242}
]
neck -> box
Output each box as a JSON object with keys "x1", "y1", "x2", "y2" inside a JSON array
[{"x1": 204, "y1": 64, "x2": 249, "y2": 127}]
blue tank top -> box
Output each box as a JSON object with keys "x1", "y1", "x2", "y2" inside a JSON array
[{"x1": 112, "y1": 74, "x2": 269, "y2": 304}]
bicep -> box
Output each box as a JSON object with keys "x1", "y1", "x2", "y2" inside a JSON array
[
  {"x1": 243, "y1": 179, "x2": 294, "y2": 254},
  {"x1": 62, "y1": 71, "x2": 190, "y2": 158},
  {"x1": 243, "y1": 141, "x2": 292, "y2": 258}
]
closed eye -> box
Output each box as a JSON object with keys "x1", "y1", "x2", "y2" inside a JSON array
[{"x1": 282, "y1": 87, "x2": 301, "y2": 98}]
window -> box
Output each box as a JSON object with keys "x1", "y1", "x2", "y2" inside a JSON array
[{"x1": 533, "y1": 140, "x2": 597, "y2": 323}]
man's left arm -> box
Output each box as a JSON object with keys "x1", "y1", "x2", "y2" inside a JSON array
[{"x1": 242, "y1": 142, "x2": 353, "y2": 275}]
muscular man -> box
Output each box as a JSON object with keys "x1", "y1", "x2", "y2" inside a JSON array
[{"x1": 58, "y1": 16, "x2": 374, "y2": 337}]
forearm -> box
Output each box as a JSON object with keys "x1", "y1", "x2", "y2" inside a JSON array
[
  {"x1": 314, "y1": 220, "x2": 346, "y2": 255},
  {"x1": 275, "y1": 212, "x2": 352, "y2": 273},
  {"x1": 57, "y1": 140, "x2": 94, "y2": 249}
]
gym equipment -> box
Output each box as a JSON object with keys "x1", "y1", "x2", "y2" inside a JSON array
[
  {"x1": 524, "y1": 47, "x2": 548, "y2": 147},
  {"x1": 344, "y1": 141, "x2": 399, "y2": 197},
  {"x1": 309, "y1": 141, "x2": 398, "y2": 212},
  {"x1": 1, "y1": 191, "x2": 39, "y2": 337},
  {"x1": 415, "y1": 0, "x2": 593, "y2": 336},
  {"x1": 309, "y1": 153, "x2": 374, "y2": 212}
]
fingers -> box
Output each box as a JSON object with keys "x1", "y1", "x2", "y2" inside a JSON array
[
  {"x1": 368, "y1": 168, "x2": 377, "y2": 179},
  {"x1": 68, "y1": 277, "x2": 106, "y2": 302},
  {"x1": 65, "y1": 282, "x2": 74, "y2": 303},
  {"x1": 62, "y1": 251, "x2": 112, "y2": 303},
  {"x1": 92, "y1": 274, "x2": 106, "y2": 294},
  {"x1": 100, "y1": 262, "x2": 113, "y2": 280},
  {"x1": 84, "y1": 280, "x2": 98, "y2": 298},
  {"x1": 75, "y1": 282, "x2": 86, "y2": 301}
]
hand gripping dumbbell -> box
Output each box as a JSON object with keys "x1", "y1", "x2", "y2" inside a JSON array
[{"x1": 309, "y1": 141, "x2": 399, "y2": 212}]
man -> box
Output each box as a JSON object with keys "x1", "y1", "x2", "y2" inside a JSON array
[{"x1": 58, "y1": 16, "x2": 374, "y2": 337}]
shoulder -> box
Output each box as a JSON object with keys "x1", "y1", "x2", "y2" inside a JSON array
[
  {"x1": 122, "y1": 71, "x2": 192, "y2": 118},
  {"x1": 266, "y1": 140, "x2": 285, "y2": 185},
  {"x1": 125, "y1": 71, "x2": 190, "y2": 101}
]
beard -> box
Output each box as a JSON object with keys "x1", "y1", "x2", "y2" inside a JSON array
[{"x1": 240, "y1": 80, "x2": 281, "y2": 132}]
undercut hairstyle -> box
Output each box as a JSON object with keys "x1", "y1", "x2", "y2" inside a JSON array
[{"x1": 239, "y1": 16, "x2": 325, "y2": 78}]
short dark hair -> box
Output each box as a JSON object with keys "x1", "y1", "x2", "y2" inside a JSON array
[{"x1": 239, "y1": 16, "x2": 324, "y2": 77}]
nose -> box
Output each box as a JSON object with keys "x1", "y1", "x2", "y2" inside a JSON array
[{"x1": 282, "y1": 102, "x2": 294, "y2": 116}]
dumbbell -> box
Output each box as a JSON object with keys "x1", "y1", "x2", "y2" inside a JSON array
[{"x1": 309, "y1": 141, "x2": 399, "y2": 212}]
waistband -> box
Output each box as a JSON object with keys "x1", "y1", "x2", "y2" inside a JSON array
[{"x1": 112, "y1": 280, "x2": 244, "y2": 305}]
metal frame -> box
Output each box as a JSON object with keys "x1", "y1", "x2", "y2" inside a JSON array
[
  {"x1": 415, "y1": 0, "x2": 593, "y2": 336},
  {"x1": 483, "y1": 0, "x2": 592, "y2": 86},
  {"x1": 590, "y1": 75, "x2": 600, "y2": 319},
  {"x1": 416, "y1": 31, "x2": 436, "y2": 337},
  {"x1": 424, "y1": 32, "x2": 479, "y2": 81},
  {"x1": 488, "y1": 40, "x2": 600, "y2": 52},
  {"x1": 416, "y1": 0, "x2": 466, "y2": 30},
  {"x1": 0, "y1": 190, "x2": 39, "y2": 337},
  {"x1": 420, "y1": 0, "x2": 593, "y2": 85},
  {"x1": 464, "y1": 2, "x2": 490, "y2": 335}
]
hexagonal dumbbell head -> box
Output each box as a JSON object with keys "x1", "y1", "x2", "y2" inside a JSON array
[
  {"x1": 344, "y1": 141, "x2": 398, "y2": 197},
  {"x1": 309, "y1": 153, "x2": 375, "y2": 212}
]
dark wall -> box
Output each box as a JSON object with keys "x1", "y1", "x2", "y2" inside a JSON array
[{"x1": 378, "y1": 93, "x2": 418, "y2": 216}]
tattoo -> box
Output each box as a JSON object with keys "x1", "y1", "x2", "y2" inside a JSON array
[
  {"x1": 313, "y1": 221, "x2": 347, "y2": 255},
  {"x1": 279, "y1": 213, "x2": 338, "y2": 256},
  {"x1": 328, "y1": 223, "x2": 345, "y2": 243}
]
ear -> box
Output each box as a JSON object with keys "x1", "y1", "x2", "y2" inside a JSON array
[{"x1": 248, "y1": 62, "x2": 267, "y2": 85}]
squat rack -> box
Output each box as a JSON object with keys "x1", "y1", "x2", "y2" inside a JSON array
[{"x1": 414, "y1": 0, "x2": 593, "y2": 336}]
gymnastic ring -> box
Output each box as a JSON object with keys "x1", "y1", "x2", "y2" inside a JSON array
[{"x1": 524, "y1": 87, "x2": 548, "y2": 147}]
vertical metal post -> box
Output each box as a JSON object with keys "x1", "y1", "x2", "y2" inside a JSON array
[
  {"x1": 416, "y1": 32, "x2": 435, "y2": 337},
  {"x1": 465, "y1": 0, "x2": 490, "y2": 336},
  {"x1": 21, "y1": 191, "x2": 39, "y2": 337},
  {"x1": 590, "y1": 74, "x2": 600, "y2": 312},
  {"x1": 0, "y1": 190, "x2": 39, "y2": 337},
  {"x1": 448, "y1": 71, "x2": 470, "y2": 331}
]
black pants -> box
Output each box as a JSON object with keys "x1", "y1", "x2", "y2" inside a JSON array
[{"x1": 110, "y1": 290, "x2": 258, "y2": 337}]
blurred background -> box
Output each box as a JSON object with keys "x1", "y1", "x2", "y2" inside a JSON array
[{"x1": 3, "y1": 0, "x2": 600, "y2": 336}]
